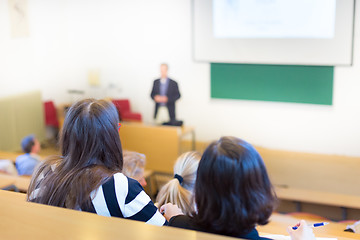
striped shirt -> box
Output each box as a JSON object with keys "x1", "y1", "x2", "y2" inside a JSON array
[
  {"x1": 85, "y1": 173, "x2": 166, "y2": 226},
  {"x1": 30, "y1": 172, "x2": 166, "y2": 226}
]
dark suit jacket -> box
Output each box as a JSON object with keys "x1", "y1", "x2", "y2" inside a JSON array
[{"x1": 150, "y1": 78, "x2": 180, "y2": 120}]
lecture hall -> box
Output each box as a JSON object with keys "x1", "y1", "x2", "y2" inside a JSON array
[{"x1": 1, "y1": 0, "x2": 360, "y2": 239}]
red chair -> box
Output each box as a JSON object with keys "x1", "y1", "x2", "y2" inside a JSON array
[
  {"x1": 111, "y1": 99, "x2": 142, "y2": 122},
  {"x1": 44, "y1": 101, "x2": 59, "y2": 128}
]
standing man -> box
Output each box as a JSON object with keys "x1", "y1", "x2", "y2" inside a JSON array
[{"x1": 151, "y1": 63, "x2": 181, "y2": 124}]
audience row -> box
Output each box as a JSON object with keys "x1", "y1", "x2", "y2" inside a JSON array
[{"x1": 4, "y1": 99, "x2": 317, "y2": 239}]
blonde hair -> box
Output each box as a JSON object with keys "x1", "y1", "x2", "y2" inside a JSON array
[
  {"x1": 122, "y1": 151, "x2": 146, "y2": 180},
  {"x1": 156, "y1": 151, "x2": 201, "y2": 215},
  {"x1": 160, "y1": 63, "x2": 168, "y2": 69}
]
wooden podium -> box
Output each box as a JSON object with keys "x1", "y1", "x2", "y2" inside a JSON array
[{"x1": 119, "y1": 122, "x2": 195, "y2": 173}]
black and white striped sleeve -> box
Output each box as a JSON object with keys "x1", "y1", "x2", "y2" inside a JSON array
[
  {"x1": 90, "y1": 173, "x2": 166, "y2": 226},
  {"x1": 122, "y1": 176, "x2": 166, "y2": 226}
]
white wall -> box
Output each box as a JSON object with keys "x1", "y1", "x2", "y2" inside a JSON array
[{"x1": 1, "y1": 0, "x2": 360, "y2": 156}]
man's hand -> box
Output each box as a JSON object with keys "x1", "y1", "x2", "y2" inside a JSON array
[
  {"x1": 162, "y1": 96, "x2": 168, "y2": 103},
  {"x1": 154, "y1": 95, "x2": 168, "y2": 103}
]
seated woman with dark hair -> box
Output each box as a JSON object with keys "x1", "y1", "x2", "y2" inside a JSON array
[
  {"x1": 27, "y1": 99, "x2": 166, "y2": 226},
  {"x1": 161, "y1": 136, "x2": 315, "y2": 240}
]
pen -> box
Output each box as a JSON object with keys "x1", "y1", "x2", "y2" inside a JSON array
[{"x1": 292, "y1": 222, "x2": 329, "y2": 230}]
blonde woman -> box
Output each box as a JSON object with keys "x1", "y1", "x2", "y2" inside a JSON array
[
  {"x1": 122, "y1": 150, "x2": 147, "y2": 187},
  {"x1": 156, "y1": 151, "x2": 201, "y2": 215}
]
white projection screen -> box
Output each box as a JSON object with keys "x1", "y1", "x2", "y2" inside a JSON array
[{"x1": 193, "y1": 0, "x2": 355, "y2": 66}]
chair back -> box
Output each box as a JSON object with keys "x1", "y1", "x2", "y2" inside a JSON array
[
  {"x1": 112, "y1": 99, "x2": 130, "y2": 118},
  {"x1": 44, "y1": 101, "x2": 59, "y2": 128}
]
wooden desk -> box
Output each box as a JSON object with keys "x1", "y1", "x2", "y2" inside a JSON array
[
  {"x1": 1, "y1": 190, "x2": 358, "y2": 240},
  {"x1": 256, "y1": 146, "x2": 360, "y2": 220},
  {"x1": 0, "y1": 190, "x2": 26, "y2": 201},
  {"x1": 0, "y1": 190, "x2": 236, "y2": 240},
  {"x1": 0, "y1": 151, "x2": 52, "y2": 163},
  {"x1": 275, "y1": 186, "x2": 360, "y2": 219},
  {"x1": 257, "y1": 146, "x2": 360, "y2": 196},
  {"x1": 258, "y1": 213, "x2": 360, "y2": 240},
  {"x1": 276, "y1": 187, "x2": 360, "y2": 210},
  {"x1": 0, "y1": 151, "x2": 19, "y2": 162},
  {"x1": 0, "y1": 173, "x2": 31, "y2": 192},
  {"x1": 120, "y1": 122, "x2": 195, "y2": 173}
]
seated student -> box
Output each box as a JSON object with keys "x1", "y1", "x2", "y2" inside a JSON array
[
  {"x1": 160, "y1": 136, "x2": 315, "y2": 240},
  {"x1": 122, "y1": 150, "x2": 147, "y2": 187},
  {"x1": 156, "y1": 151, "x2": 201, "y2": 215},
  {"x1": 27, "y1": 99, "x2": 166, "y2": 226},
  {"x1": 0, "y1": 159, "x2": 18, "y2": 175},
  {"x1": 16, "y1": 135, "x2": 41, "y2": 176}
]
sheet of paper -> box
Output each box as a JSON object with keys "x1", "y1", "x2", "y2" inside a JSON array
[{"x1": 263, "y1": 234, "x2": 337, "y2": 240}]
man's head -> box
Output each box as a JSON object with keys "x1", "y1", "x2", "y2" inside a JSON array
[
  {"x1": 160, "y1": 63, "x2": 168, "y2": 79},
  {"x1": 21, "y1": 135, "x2": 41, "y2": 154}
]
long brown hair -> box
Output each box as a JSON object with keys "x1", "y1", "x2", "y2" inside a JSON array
[{"x1": 27, "y1": 99, "x2": 123, "y2": 209}]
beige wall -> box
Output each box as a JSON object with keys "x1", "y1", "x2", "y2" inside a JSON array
[{"x1": 0, "y1": 91, "x2": 45, "y2": 151}]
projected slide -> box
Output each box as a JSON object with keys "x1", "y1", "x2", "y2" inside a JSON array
[
  {"x1": 194, "y1": 0, "x2": 354, "y2": 65},
  {"x1": 213, "y1": 0, "x2": 336, "y2": 39}
]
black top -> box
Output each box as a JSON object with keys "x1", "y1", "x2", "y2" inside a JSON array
[{"x1": 169, "y1": 215, "x2": 271, "y2": 240}]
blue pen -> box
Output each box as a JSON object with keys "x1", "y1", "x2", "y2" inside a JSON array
[{"x1": 292, "y1": 222, "x2": 329, "y2": 230}]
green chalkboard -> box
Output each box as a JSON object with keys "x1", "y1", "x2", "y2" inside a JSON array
[{"x1": 211, "y1": 63, "x2": 333, "y2": 105}]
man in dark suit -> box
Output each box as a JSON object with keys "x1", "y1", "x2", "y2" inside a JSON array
[{"x1": 151, "y1": 63, "x2": 181, "y2": 123}]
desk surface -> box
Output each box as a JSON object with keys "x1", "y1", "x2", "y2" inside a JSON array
[
  {"x1": 1, "y1": 190, "x2": 359, "y2": 240},
  {"x1": 5, "y1": 176, "x2": 360, "y2": 208},
  {"x1": 122, "y1": 121, "x2": 194, "y2": 133},
  {"x1": 0, "y1": 190, "x2": 236, "y2": 240},
  {"x1": 0, "y1": 173, "x2": 31, "y2": 192},
  {"x1": 275, "y1": 186, "x2": 360, "y2": 210},
  {"x1": 258, "y1": 213, "x2": 360, "y2": 240},
  {"x1": 0, "y1": 151, "x2": 51, "y2": 163},
  {"x1": 0, "y1": 151, "x2": 19, "y2": 162}
]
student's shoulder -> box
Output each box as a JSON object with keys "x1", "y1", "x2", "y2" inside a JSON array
[
  {"x1": 16, "y1": 154, "x2": 29, "y2": 163},
  {"x1": 111, "y1": 173, "x2": 145, "y2": 204},
  {"x1": 111, "y1": 172, "x2": 128, "y2": 184},
  {"x1": 29, "y1": 154, "x2": 41, "y2": 161},
  {"x1": 111, "y1": 173, "x2": 142, "y2": 189},
  {"x1": 16, "y1": 153, "x2": 27, "y2": 159}
]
